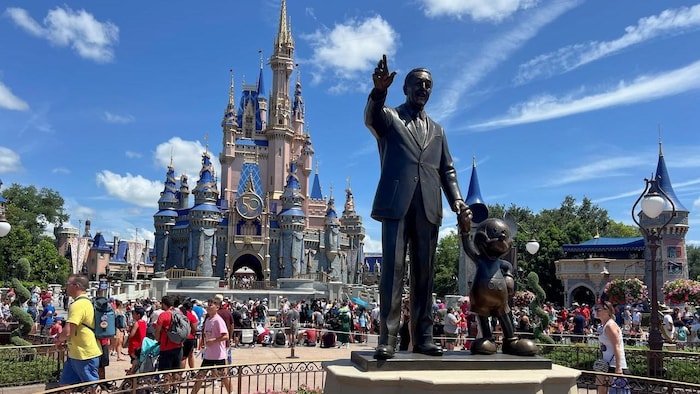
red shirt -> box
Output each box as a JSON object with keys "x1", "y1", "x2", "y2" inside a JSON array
[
  {"x1": 186, "y1": 311, "x2": 198, "y2": 340},
  {"x1": 156, "y1": 309, "x2": 182, "y2": 351},
  {"x1": 305, "y1": 329, "x2": 317, "y2": 343},
  {"x1": 128, "y1": 320, "x2": 146, "y2": 355}
]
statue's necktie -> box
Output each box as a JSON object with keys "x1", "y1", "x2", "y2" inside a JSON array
[{"x1": 414, "y1": 116, "x2": 426, "y2": 145}]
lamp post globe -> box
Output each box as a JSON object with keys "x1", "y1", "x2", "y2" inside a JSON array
[
  {"x1": 525, "y1": 239, "x2": 540, "y2": 255},
  {"x1": 0, "y1": 180, "x2": 10, "y2": 238},
  {"x1": 0, "y1": 221, "x2": 10, "y2": 238},
  {"x1": 641, "y1": 193, "x2": 665, "y2": 219}
]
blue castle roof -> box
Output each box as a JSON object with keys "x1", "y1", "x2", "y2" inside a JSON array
[
  {"x1": 310, "y1": 172, "x2": 322, "y2": 199},
  {"x1": 562, "y1": 237, "x2": 644, "y2": 252},
  {"x1": 655, "y1": 146, "x2": 687, "y2": 212},
  {"x1": 91, "y1": 233, "x2": 112, "y2": 251}
]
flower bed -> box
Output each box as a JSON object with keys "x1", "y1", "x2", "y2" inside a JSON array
[
  {"x1": 604, "y1": 278, "x2": 648, "y2": 305},
  {"x1": 662, "y1": 279, "x2": 700, "y2": 304},
  {"x1": 513, "y1": 290, "x2": 535, "y2": 307}
]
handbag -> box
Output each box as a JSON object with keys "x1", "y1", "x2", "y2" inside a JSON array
[{"x1": 593, "y1": 358, "x2": 609, "y2": 372}]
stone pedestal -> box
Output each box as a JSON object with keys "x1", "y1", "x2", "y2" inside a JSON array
[
  {"x1": 323, "y1": 352, "x2": 580, "y2": 394},
  {"x1": 151, "y1": 276, "x2": 169, "y2": 300}
]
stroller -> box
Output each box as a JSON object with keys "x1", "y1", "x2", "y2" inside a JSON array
[{"x1": 119, "y1": 337, "x2": 161, "y2": 392}]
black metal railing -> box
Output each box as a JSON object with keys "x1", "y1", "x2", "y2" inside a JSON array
[{"x1": 39, "y1": 361, "x2": 326, "y2": 394}]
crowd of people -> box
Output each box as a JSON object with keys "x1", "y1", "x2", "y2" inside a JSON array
[{"x1": 5, "y1": 277, "x2": 700, "y2": 392}]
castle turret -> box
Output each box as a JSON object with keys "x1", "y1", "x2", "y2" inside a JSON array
[
  {"x1": 220, "y1": 70, "x2": 238, "y2": 192},
  {"x1": 266, "y1": 0, "x2": 296, "y2": 197},
  {"x1": 340, "y1": 184, "x2": 365, "y2": 284},
  {"x1": 324, "y1": 192, "x2": 341, "y2": 278},
  {"x1": 640, "y1": 139, "x2": 690, "y2": 301},
  {"x1": 189, "y1": 151, "x2": 223, "y2": 276},
  {"x1": 154, "y1": 164, "x2": 179, "y2": 272},
  {"x1": 276, "y1": 161, "x2": 306, "y2": 278}
]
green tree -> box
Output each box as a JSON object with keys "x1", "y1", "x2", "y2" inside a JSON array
[
  {"x1": 0, "y1": 226, "x2": 32, "y2": 283},
  {"x1": 433, "y1": 231, "x2": 460, "y2": 297},
  {"x1": 0, "y1": 183, "x2": 69, "y2": 283},
  {"x1": 2, "y1": 184, "x2": 68, "y2": 242},
  {"x1": 687, "y1": 244, "x2": 700, "y2": 281},
  {"x1": 602, "y1": 220, "x2": 640, "y2": 238},
  {"x1": 30, "y1": 239, "x2": 70, "y2": 285},
  {"x1": 16, "y1": 257, "x2": 30, "y2": 280}
]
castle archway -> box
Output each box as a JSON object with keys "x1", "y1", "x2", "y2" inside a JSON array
[
  {"x1": 569, "y1": 285, "x2": 596, "y2": 307},
  {"x1": 231, "y1": 253, "x2": 264, "y2": 281}
]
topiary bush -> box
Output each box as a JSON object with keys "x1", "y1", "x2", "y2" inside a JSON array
[
  {"x1": 9, "y1": 306, "x2": 33, "y2": 337},
  {"x1": 10, "y1": 278, "x2": 30, "y2": 307},
  {"x1": 527, "y1": 272, "x2": 554, "y2": 344}
]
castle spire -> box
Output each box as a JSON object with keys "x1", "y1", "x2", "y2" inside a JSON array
[
  {"x1": 222, "y1": 69, "x2": 238, "y2": 128},
  {"x1": 655, "y1": 137, "x2": 687, "y2": 212},
  {"x1": 257, "y1": 51, "x2": 266, "y2": 95},
  {"x1": 274, "y1": 0, "x2": 294, "y2": 49}
]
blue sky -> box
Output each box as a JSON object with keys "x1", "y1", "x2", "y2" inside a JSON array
[{"x1": 1, "y1": 0, "x2": 700, "y2": 253}]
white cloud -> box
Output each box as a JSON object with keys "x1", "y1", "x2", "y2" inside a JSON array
[
  {"x1": 362, "y1": 234, "x2": 382, "y2": 253},
  {"x1": 0, "y1": 146, "x2": 23, "y2": 173},
  {"x1": 544, "y1": 156, "x2": 647, "y2": 187},
  {"x1": 422, "y1": 0, "x2": 539, "y2": 22},
  {"x1": 125, "y1": 151, "x2": 142, "y2": 159},
  {"x1": 303, "y1": 15, "x2": 399, "y2": 85},
  {"x1": 515, "y1": 4, "x2": 700, "y2": 84},
  {"x1": 52, "y1": 167, "x2": 70, "y2": 174},
  {"x1": 104, "y1": 111, "x2": 134, "y2": 124},
  {"x1": 470, "y1": 59, "x2": 700, "y2": 130},
  {"x1": 96, "y1": 170, "x2": 162, "y2": 208},
  {"x1": 154, "y1": 137, "x2": 221, "y2": 182},
  {"x1": 5, "y1": 6, "x2": 119, "y2": 63},
  {"x1": 0, "y1": 81, "x2": 29, "y2": 111},
  {"x1": 431, "y1": 0, "x2": 580, "y2": 122},
  {"x1": 18, "y1": 107, "x2": 53, "y2": 136}
]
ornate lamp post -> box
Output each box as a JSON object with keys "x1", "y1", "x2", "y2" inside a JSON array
[
  {"x1": 0, "y1": 180, "x2": 11, "y2": 238},
  {"x1": 631, "y1": 176, "x2": 675, "y2": 378}
]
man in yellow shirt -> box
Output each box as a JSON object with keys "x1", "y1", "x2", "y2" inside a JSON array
[{"x1": 55, "y1": 274, "x2": 102, "y2": 386}]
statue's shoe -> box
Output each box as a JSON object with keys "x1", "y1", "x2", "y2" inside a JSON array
[
  {"x1": 502, "y1": 338, "x2": 537, "y2": 357},
  {"x1": 413, "y1": 343, "x2": 443, "y2": 356},
  {"x1": 470, "y1": 338, "x2": 497, "y2": 355},
  {"x1": 374, "y1": 344, "x2": 396, "y2": 360}
]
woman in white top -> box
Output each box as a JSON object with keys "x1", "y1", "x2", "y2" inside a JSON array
[{"x1": 595, "y1": 301, "x2": 628, "y2": 394}]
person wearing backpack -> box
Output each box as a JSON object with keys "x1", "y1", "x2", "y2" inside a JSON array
[
  {"x1": 54, "y1": 274, "x2": 102, "y2": 388},
  {"x1": 154, "y1": 295, "x2": 184, "y2": 393}
]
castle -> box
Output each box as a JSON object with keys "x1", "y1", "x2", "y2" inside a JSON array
[{"x1": 151, "y1": 0, "x2": 366, "y2": 286}]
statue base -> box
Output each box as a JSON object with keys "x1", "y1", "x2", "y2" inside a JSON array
[
  {"x1": 173, "y1": 276, "x2": 219, "y2": 289},
  {"x1": 323, "y1": 351, "x2": 580, "y2": 394}
]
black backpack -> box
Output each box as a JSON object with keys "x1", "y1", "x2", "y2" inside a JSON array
[{"x1": 274, "y1": 330, "x2": 286, "y2": 346}]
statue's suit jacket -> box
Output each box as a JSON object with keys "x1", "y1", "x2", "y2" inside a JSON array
[{"x1": 364, "y1": 89, "x2": 463, "y2": 224}]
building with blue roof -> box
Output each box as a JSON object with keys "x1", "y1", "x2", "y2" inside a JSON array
[
  {"x1": 151, "y1": 0, "x2": 365, "y2": 286},
  {"x1": 555, "y1": 140, "x2": 689, "y2": 307}
]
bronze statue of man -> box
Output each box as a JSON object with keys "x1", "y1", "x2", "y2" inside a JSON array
[{"x1": 365, "y1": 55, "x2": 472, "y2": 360}]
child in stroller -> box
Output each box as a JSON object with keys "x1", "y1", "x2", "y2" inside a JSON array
[{"x1": 120, "y1": 335, "x2": 161, "y2": 391}]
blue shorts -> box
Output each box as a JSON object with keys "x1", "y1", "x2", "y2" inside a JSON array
[{"x1": 59, "y1": 357, "x2": 100, "y2": 386}]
